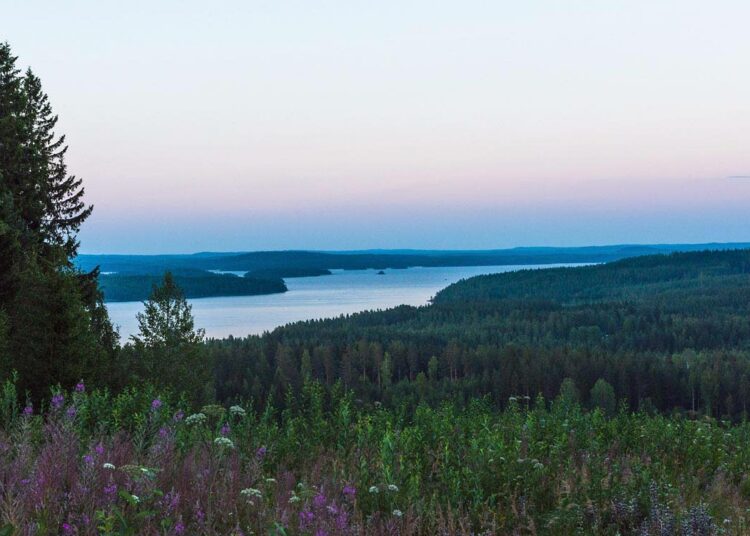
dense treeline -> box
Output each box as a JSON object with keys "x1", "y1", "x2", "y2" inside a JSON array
[
  {"x1": 0, "y1": 43, "x2": 117, "y2": 400},
  {"x1": 99, "y1": 271, "x2": 287, "y2": 302},
  {"x1": 208, "y1": 249, "x2": 750, "y2": 420}
]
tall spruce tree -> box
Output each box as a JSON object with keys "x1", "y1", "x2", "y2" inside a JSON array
[{"x1": 0, "y1": 42, "x2": 117, "y2": 399}]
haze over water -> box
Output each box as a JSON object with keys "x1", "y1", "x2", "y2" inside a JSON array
[{"x1": 107, "y1": 264, "x2": 576, "y2": 340}]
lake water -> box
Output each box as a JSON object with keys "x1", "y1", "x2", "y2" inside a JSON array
[{"x1": 106, "y1": 264, "x2": 576, "y2": 340}]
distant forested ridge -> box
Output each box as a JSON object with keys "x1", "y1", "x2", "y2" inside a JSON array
[
  {"x1": 76, "y1": 242, "x2": 750, "y2": 275},
  {"x1": 206, "y1": 248, "x2": 750, "y2": 420},
  {"x1": 245, "y1": 267, "x2": 332, "y2": 279},
  {"x1": 99, "y1": 271, "x2": 287, "y2": 302}
]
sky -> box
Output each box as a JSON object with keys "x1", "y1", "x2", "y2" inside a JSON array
[{"x1": 5, "y1": 1, "x2": 750, "y2": 253}]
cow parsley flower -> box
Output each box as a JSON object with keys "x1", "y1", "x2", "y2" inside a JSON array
[
  {"x1": 102, "y1": 462, "x2": 116, "y2": 470},
  {"x1": 392, "y1": 509, "x2": 403, "y2": 517},
  {"x1": 214, "y1": 437, "x2": 234, "y2": 448},
  {"x1": 185, "y1": 413, "x2": 207, "y2": 425},
  {"x1": 387, "y1": 484, "x2": 399, "y2": 492},
  {"x1": 229, "y1": 405, "x2": 246, "y2": 417},
  {"x1": 240, "y1": 488, "x2": 262, "y2": 498},
  {"x1": 368, "y1": 486, "x2": 379, "y2": 494}
]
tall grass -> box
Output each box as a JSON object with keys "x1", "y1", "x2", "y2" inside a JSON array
[{"x1": 0, "y1": 379, "x2": 745, "y2": 535}]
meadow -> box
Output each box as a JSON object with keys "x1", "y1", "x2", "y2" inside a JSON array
[{"x1": 0, "y1": 378, "x2": 743, "y2": 535}]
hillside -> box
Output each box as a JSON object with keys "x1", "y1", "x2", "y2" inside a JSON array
[{"x1": 208, "y1": 249, "x2": 750, "y2": 420}]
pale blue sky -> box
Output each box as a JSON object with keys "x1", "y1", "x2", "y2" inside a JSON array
[{"x1": 5, "y1": 1, "x2": 750, "y2": 253}]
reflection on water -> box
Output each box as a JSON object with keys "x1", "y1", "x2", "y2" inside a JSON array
[{"x1": 107, "y1": 264, "x2": 577, "y2": 340}]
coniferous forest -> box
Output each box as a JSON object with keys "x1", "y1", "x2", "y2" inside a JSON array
[{"x1": 3, "y1": 41, "x2": 750, "y2": 535}]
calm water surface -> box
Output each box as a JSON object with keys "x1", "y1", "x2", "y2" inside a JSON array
[{"x1": 107, "y1": 264, "x2": 576, "y2": 340}]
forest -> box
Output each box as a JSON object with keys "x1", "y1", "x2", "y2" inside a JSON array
[
  {"x1": 2, "y1": 40, "x2": 750, "y2": 534},
  {"x1": 99, "y1": 271, "x2": 287, "y2": 302}
]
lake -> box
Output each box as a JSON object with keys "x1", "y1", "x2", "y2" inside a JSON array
[{"x1": 106, "y1": 264, "x2": 578, "y2": 340}]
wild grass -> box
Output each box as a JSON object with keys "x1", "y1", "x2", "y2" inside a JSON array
[{"x1": 0, "y1": 379, "x2": 746, "y2": 535}]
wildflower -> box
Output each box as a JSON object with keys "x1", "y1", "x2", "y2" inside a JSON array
[
  {"x1": 103, "y1": 462, "x2": 116, "y2": 470},
  {"x1": 229, "y1": 405, "x2": 246, "y2": 417},
  {"x1": 66, "y1": 406, "x2": 77, "y2": 419},
  {"x1": 22, "y1": 405, "x2": 33, "y2": 417},
  {"x1": 343, "y1": 484, "x2": 356, "y2": 498},
  {"x1": 51, "y1": 393, "x2": 64, "y2": 410},
  {"x1": 299, "y1": 510, "x2": 314, "y2": 530},
  {"x1": 95, "y1": 443, "x2": 105, "y2": 455},
  {"x1": 185, "y1": 413, "x2": 207, "y2": 425},
  {"x1": 240, "y1": 488, "x2": 263, "y2": 499},
  {"x1": 256, "y1": 446, "x2": 267, "y2": 459},
  {"x1": 289, "y1": 494, "x2": 301, "y2": 504},
  {"x1": 392, "y1": 509, "x2": 403, "y2": 517},
  {"x1": 75, "y1": 380, "x2": 85, "y2": 393},
  {"x1": 174, "y1": 521, "x2": 185, "y2": 535},
  {"x1": 313, "y1": 492, "x2": 326, "y2": 508},
  {"x1": 83, "y1": 455, "x2": 93, "y2": 465},
  {"x1": 62, "y1": 523, "x2": 74, "y2": 535},
  {"x1": 158, "y1": 427, "x2": 169, "y2": 438},
  {"x1": 368, "y1": 485, "x2": 379, "y2": 494},
  {"x1": 214, "y1": 437, "x2": 234, "y2": 448},
  {"x1": 220, "y1": 423, "x2": 230, "y2": 436},
  {"x1": 265, "y1": 477, "x2": 276, "y2": 484},
  {"x1": 387, "y1": 484, "x2": 399, "y2": 492},
  {"x1": 131, "y1": 494, "x2": 140, "y2": 503},
  {"x1": 173, "y1": 410, "x2": 185, "y2": 421},
  {"x1": 151, "y1": 398, "x2": 162, "y2": 411},
  {"x1": 104, "y1": 483, "x2": 117, "y2": 496}
]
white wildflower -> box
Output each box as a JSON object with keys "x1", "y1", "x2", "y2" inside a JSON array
[
  {"x1": 289, "y1": 494, "x2": 301, "y2": 504},
  {"x1": 102, "y1": 462, "x2": 115, "y2": 470},
  {"x1": 368, "y1": 485, "x2": 379, "y2": 494},
  {"x1": 185, "y1": 412, "x2": 207, "y2": 425},
  {"x1": 131, "y1": 494, "x2": 140, "y2": 503},
  {"x1": 240, "y1": 488, "x2": 263, "y2": 498},
  {"x1": 392, "y1": 509, "x2": 403, "y2": 517},
  {"x1": 214, "y1": 437, "x2": 234, "y2": 448},
  {"x1": 229, "y1": 405, "x2": 246, "y2": 417},
  {"x1": 265, "y1": 477, "x2": 277, "y2": 484},
  {"x1": 387, "y1": 484, "x2": 399, "y2": 492}
]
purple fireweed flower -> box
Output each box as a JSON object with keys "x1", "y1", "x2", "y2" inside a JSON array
[
  {"x1": 313, "y1": 492, "x2": 326, "y2": 509},
  {"x1": 83, "y1": 455, "x2": 94, "y2": 465},
  {"x1": 299, "y1": 510, "x2": 314, "y2": 530},
  {"x1": 51, "y1": 393, "x2": 64, "y2": 410},
  {"x1": 22, "y1": 405, "x2": 33, "y2": 417},
  {"x1": 158, "y1": 427, "x2": 169, "y2": 438},
  {"x1": 173, "y1": 410, "x2": 185, "y2": 422},
  {"x1": 20, "y1": 478, "x2": 30, "y2": 486},
  {"x1": 104, "y1": 483, "x2": 117, "y2": 497},
  {"x1": 336, "y1": 511, "x2": 349, "y2": 531},
  {"x1": 220, "y1": 423, "x2": 230, "y2": 436},
  {"x1": 343, "y1": 484, "x2": 356, "y2": 499},
  {"x1": 75, "y1": 381, "x2": 85, "y2": 393},
  {"x1": 66, "y1": 406, "x2": 77, "y2": 419},
  {"x1": 95, "y1": 443, "x2": 105, "y2": 455},
  {"x1": 174, "y1": 521, "x2": 185, "y2": 535},
  {"x1": 151, "y1": 399, "x2": 162, "y2": 411},
  {"x1": 62, "y1": 523, "x2": 74, "y2": 535},
  {"x1": 256, "y1": 446, "x2": 267, "y2": 459},
  {"x1": 315, "y1": 530, "x2": 328, "y2": 536}
]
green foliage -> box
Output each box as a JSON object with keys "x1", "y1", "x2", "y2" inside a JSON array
[
  {"x1": 590, "y1": 378, "x2": 616, "y2": 416},
  {"x1": 0, "y1": 42, "x2": 117, "y2": 400},
  {"x1": 129, "y1": 273, "x2": 212, "y2": 405}
]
